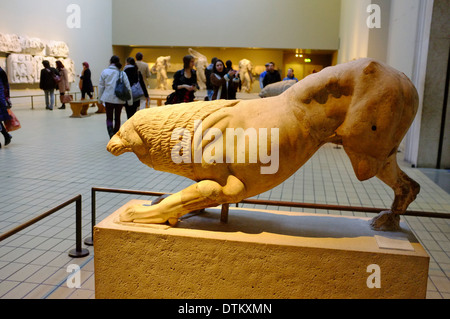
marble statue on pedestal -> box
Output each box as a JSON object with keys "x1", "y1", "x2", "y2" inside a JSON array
[
  {"x1": 107, "y1": 58, "x2": 420, "y2": 231},
  {"x1": 151, "y1": 56, "x2": 171, "y2": 90},
  {"x1": 188, "y1": 48, "x2": 208, "y2": 90},
  {"x1": 238, "y1": 59, "x2": 253, "y2": 93}
]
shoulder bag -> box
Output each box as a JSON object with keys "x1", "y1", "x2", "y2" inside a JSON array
[{"x1": 114, "y1": 71, "x2": 131, "y2": 101}]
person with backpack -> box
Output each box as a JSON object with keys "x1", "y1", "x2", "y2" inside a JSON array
[
  {"x1": 39, "y1": 60, "x2": 59, "y2": 110},
  {"x1": 98, "y1": 56, "x2": 132, "y2": 138},
  {"x1": 123, "y1": 57, "x2": 148, "y2": 119}
]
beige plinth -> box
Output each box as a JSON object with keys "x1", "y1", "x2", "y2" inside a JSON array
[{"x1": 94, "y1": 200, "x2": 429, "y2": 299}]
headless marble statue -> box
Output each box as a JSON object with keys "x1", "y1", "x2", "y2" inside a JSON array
[
  {"x1": 238, "y1": 59, "x2": 253, "y2": 93},
  {"x1": 152, "y1": 56, "x2": 170, "y2": 90},
  {"x1": 107, "y1": 58, "x2": 420, "y2": 231}
]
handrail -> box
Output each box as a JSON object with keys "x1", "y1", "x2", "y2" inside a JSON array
[
  {"x1": 0, "y1": 195, "x2": 89, "y2": 258},
  {"x1": 11, "y1": 91, "x2": 80, "y2": 109},
  {"x1": 10, "y1": 86, "x2": 98, "y2": 109},
  {"x1": 85, "y1": 186, "x2": 450, "y2": 245}
]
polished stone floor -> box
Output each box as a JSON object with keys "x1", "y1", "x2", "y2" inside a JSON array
[{"x1": 0, "y1": 99, "x2": 449, "y2": 299}]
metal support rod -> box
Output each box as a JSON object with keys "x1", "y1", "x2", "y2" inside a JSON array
[
  {"x1": 238, "y1": 198, "x2": 450, "y2": 219},
  {"x1": 220, "y1": 204, "x2": 229, "y2": 223}
]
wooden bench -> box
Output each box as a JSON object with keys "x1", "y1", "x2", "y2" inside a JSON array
[
  {"x1": 69, "y1": 99, "x2": 100, "y2": 117},
  {"x1": 148, "y1": 96, "x2": 201, "y2": 107},
  {"x1": 95, "y1": 102, "x2": 106, "y2": 113},
  {"x1": 148, "y1": 96, "x2": 166, "y2": 107}
]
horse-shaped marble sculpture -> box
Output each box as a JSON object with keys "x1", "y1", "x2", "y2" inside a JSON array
[{"x1": 107, "y1": 58, "x2": 420, "y2": 231}]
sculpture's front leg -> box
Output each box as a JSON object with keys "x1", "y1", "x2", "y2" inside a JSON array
[{"x1": 120, "y1": 175, "x2": 246, "y2": 225}]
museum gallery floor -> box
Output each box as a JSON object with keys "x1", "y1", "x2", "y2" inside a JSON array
[{"x1": 0, "y1": 103, "x2": 449, "y2": 299}]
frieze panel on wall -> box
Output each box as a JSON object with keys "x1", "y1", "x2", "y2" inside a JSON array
[
  {"x1": 0, "y1": 33, "x2": 21, "y2": 53},
  {"x1": 6, "y1": 54, "x2": 75, "y2": 84},
  {"x1": 0, "y1": 32, "x2": 74, "y2": 84},
  {"x1": 6, "y1": 54, "x2": 35, "y2": 84}
]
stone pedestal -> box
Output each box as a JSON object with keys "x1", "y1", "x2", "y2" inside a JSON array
[{"x1": 94, "y1": 200, "x2": 429, "y2": 299}]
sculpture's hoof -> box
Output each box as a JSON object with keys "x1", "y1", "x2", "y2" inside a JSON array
[
  {"x1": 370, "y1": 210, "x2": 401, "y2": 231},
  {"x1": 119, "y1": 204, "x2": 179, "y2": 225},
  {"x1": 119, "y1": 207, "x2": 135, "y2": 222}
]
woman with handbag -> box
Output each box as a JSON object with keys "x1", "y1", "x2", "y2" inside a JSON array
[
  {"x1": 123, "y1": 57, "x2": 149, "y2": 119},
  {"x1": 0, "y1": 67, "x2": 12, "y2": 148},
  {"x1": 98, "y1": 56, "x2": 132, "y2": 138},
  {"x1": 56, "y1": 60, "x2": 71, "y2": 109}
]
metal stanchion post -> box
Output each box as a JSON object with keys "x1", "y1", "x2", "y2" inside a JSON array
[
  {"x1": 84, "y1": 189, "x2": 95, "y2": 246},
  {"x1": 69, "y1": 196, "x2": 89, "y2": 258}
]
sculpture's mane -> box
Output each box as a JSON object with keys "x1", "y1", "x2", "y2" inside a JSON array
[{"x1": 132, "y1": 100, "x2": 239, "y2": 180}]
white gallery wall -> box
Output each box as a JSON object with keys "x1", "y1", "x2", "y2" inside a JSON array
[
  {"x1": 338, "y1": 0, "x2": 371, "y2": 64},
  {"x1": 111, "y1": 0, "x2": 341, "y2": 50},
  {"x1": 338, "y1": 0, "x2": 443, "y2": 167},
  {"x1": 0, "y1": 0, "x2": 113, "y2": 95}
]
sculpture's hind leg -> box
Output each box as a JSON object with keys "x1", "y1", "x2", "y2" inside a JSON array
[
  {"x1": 370, "y1": 152, "x2": 420, "y2": 231},
  {"x1": 119, "y1": 175, "x2": 246, "y2": 225}
]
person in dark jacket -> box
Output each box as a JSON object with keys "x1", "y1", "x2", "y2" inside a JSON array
[
  {"x1": 80, "y1": 61, "x2": 94, "y2": 99},
  {"x1": 262, "y1": 62, "x2": 281, "y2": 88},
  {"x1": 210, "y1": 59, "x2": 240, "y2": 100},
  {"x1": 39, "y1": 60, "x2": 59, "y2": 110},
  {"x1": 204, "y1": 57, "x2": 217, "y2": 101},
  {"x1": 123, "y1": 57, "x2": 149, "y2": 119},
  {"x1": 0, "y1": 67, "x2": 12, "y2": 148},
  {"x1": 171, "y1": 55, "x2": 198, "y2": 103}
]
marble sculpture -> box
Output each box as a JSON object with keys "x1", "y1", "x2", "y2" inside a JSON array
[
  {"x1": 46, "y1": 41, "x2": 69, "y2": 58},
  {"x1": 259, "y1": 80, "x2": 298, "y2": 98},
  {"x1": 151, "y1": 56, "x2": 171, "y2": 90},
  {"x1": 19, "y1": 36, "x2": 46, "y2": 55},
  {"x1": 7, "y1": 54, "x2": 35, "y2": 84},
  {"x1": 107, "y1": 58, "x2": 420, "y2": 231},
  {"x1": 6, "y1": 54, "x2": 75, "y2": 84},
  {"x1": 238, "y1": 59, "x2": 253, "y2": 93},
  {"x1": 188, "y1": 48, "x2": 208, "y2": 90},
  {"x1": 0, "y1": 33, "x2": 21, "y2": 53}
]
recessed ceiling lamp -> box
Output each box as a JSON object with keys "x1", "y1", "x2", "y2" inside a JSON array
[{"x1": 295, "y1": 49, "x2": 303, "y2": 58}]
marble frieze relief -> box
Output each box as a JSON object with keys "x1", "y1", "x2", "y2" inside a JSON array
[{"x1": 0, "y1": 32, "x2": 74, "y2": 84}]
